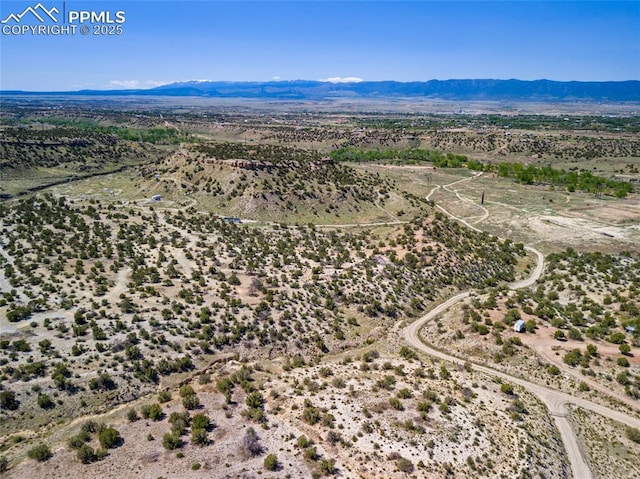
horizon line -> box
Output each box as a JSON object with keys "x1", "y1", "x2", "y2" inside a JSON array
[{"x1": 2, "y1": 78, "x2": 640, "y2": 94}]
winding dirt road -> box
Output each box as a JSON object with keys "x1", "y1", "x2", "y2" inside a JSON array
[{"x1": 402, "y1": 174, "x2": 640, "y2": 479}]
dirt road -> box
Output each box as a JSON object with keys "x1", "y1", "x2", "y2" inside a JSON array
[{"x1": 402, "y1": 174, "x2": 640, "y2": 479}]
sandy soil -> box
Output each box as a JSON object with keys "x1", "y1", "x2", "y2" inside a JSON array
[{"x1": 2, "y1": 351, "x2": 571, "y2": 479}]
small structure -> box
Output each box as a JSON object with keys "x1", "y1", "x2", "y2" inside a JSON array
[
  {"x1": 625, "y1": 325, "x2": 636, "y2": 334},
  {"x1": 151, "y1": 195, "x2": 162, "y2": 201},
  {"x1": 223, "y1": 216, "x2": 242, "y2": 224},
  {"x1": 513, "y1": 319, "x2": 526, "y2": 333}
]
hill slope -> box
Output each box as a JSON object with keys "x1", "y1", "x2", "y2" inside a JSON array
[{"x1": 137, "y1": 141, "x2": 423, "y2": 223}]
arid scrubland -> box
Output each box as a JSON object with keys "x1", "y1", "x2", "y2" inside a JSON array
[{"x1": 1, "y1": 102, "x2": 639, "y2": 478}]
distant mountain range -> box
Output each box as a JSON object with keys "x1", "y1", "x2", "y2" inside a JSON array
[{"x1": 3, "y1": 79, "x2": 639, "y2": 101}]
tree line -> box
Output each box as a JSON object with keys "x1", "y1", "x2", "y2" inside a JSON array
[{"x1": 330, "y1": 147, "x2": 634, "y2": 198}]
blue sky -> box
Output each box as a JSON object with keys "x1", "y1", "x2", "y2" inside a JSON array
[{"x1": 1, "y1": 1, "x2": 639, "y2": 91}]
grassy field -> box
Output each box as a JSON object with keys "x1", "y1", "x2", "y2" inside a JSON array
[{"x1": 355, "y1": 163, "x2": 640, "y2": 254}]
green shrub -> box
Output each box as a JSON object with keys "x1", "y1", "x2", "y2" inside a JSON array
[
  {"x1": 191, "y1": 428, "x2": 208, "y2": 447},
  {"x1": 142, "y1": 403, "x2": 163, "y2": 420},
  {"x1": 127, "y1": 408, "x2": 139, "y2": 422},
  {"x1": 245, "y1": 391, "x2": 264, "y2": 409},
  {"x1": 99, "y1": 427, "x2": 121, "y2": 449},
  {"x1": 191, "y1": 413, "x2": 211, "y2": 431},
  {"x1": 148, "y1": 404, "x2": 163, "y2": 420},
  {"x1": 158, "y1": 391, "x2": 171, "y2": 403},
  {"x1": 586, "y1": 344, "x2": 598, "y2": 357},
  {"x1": 319, "y1": 458, "x2": 336, "y2": 475},
  {"x1": 331, "y1": 377, "x2": 346, "y2": 388},
  {"x1": 162, "y1": 432, "x2": 182, "y2": 450},
  {"x1": 81, "y1": 420, "x2": 104, "y2": 434},
  {"x1": 500, "y1": 383, "x2": 514, "y2": 395},
  {"x1": 399, "y1": 346, "x2": 417, "y2": 360},
  {"x1": 37, "y1": 394, "x2": 54, "y2": 409},
  {"x1": 216, "y1": 378, "x2": 234, "y2": 404},
  {"x1": 182, "y1": 393, "x2": 200, "y2": 410},
  {"x1": 397, "y1": 388, "x2": 412, "y2": 399},
  {"x1": 27, "y1": 444, "x2": 52, "y2": 462},
  {"x1": 77, "y1": 444, "x2": 96, "y2": 464},
  {"x1": 547, "y1": 365, "x2": 560, "y2": 376},
  {"x1": 397, "y1": 457, "x2": 414, "y2": 473},
  {"x1": 304, "y1": 446, "x2": 318, "y2": 461},
  {"x1": 617, "y1": 357, "x2": 630, "y2": 368},
  {"x1": 264, "y1": 453, "x2": 278, "y2": 471},
  {"x1": 296, "y1": 435, "x2": 310, "y2": 448},
  {"x1": 171, "y1": 418, "x2": 188, "y2": 437},
  {"x1": 169, "y1": 411, "x2": 190, "y2": 426},
  {"x1": 68, "y1": 435, "x2": 86, "y2": 449},
  {"x1": 563, "y1": 349, "x2": 582, "y2": 367},
  {"x1": 608, "y1": 332, "x2": 626, "y2": 344},
  {"x1": 626, "y1": 426, "x2": 640, "y2": 444},
  {"x1": 179, "y1": 385, "x2": 195, "y2": 398},
  {"x1": 321, "y1": 413, "x2": 335, "y2": 428},
  {"x1": 0, "y1": 390, "x2": 19, "y2": 411},
  {"x1": 302, "y1": 407, "x2": 320, "y2": 425}
]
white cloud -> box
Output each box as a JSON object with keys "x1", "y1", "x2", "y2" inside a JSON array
[
  {"x1": 271, "y1": 76, "x2": 281, "y2": 81},
  {"x1": 319, "y1": 76, "x2": 364, "y2": 83},
  {"x1": 144, "y1": 80, "x2": 171, "y2": 87},
  {"x1": 108, "y1": 80, "x2": 140, "y2": 89},
  {"x1": 108, "y1": 80, "x2": 172, "y2": 89}
]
